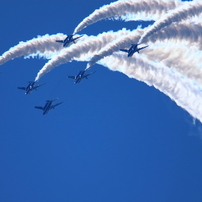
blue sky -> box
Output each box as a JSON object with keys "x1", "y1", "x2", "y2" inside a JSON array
[{"x1": 1, "y1": 0, "x2": 202, "y2": 202}]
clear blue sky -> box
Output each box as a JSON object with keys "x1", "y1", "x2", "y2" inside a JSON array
[{"x1": 0, "y1": 0, "x2": 202, "y2": 202}]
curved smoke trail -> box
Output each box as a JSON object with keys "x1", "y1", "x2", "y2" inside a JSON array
[
  {"x1": 99, "y1": 53, "x2": 202, "y2": 122},
  {"x1": 144, "y1": 22, "x2": 202, "y2": 46},
  {"x1": 143, "y1": 43, "x2": 202, "y2": 86},
  {"x1": 139, "y1": 0, "x2": 202, "y2": 43},
  {"x1": 74, "y1": 0, "x2": 182, "y2": 33},
  {"x1": 73, "y1": 0, "x2": 182, "y2": 34},
  {"x1": 0, "y1": 33, "x2": 67, "y2": 65}
]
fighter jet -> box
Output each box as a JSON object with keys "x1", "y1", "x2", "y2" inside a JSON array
[
  {"x1": 17, "y1": 81, "x2": 45, "y2": 95},
  {"x1": 120, "y1": 44, "x2": 148, "y2": 57},
  {"x1": 68, "y1": 70, "x2": 95, "y2": 84},
  {"x1": 55, "y1": 34, "x2": 83, "y2": 47},
  {"x1": 35, "y1": 99, "x2": 63, "y2": 115}
]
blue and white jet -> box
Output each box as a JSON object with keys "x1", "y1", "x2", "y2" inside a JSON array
[
  {"x1": 68, "y1": 70, "x2": 95, "y2": 84},
  {"x1": 35, "y1": 99, "x2": 63, "y2": 115},
  {"x1": 120, "y1": 44, "x2": 148, "y2": 57},
  {"x1": 17, "y1": 81, "x2": 45, "y2": 95},
  {"x1": 55, "y1": 34, "x2": 83, "y2": 47}
]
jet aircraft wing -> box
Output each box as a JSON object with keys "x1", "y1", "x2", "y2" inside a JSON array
[
  {"x1": 138, "y1": 45, "x2": 149, "y2": 51},
  {"x1": 17, "y1": 87, "x2": 26, "y2": 90},
  {"x1": 55, "y1": 40, "x2": 64, "y2": 43},
  {"x1": 33, "y1": 83, "x2": 45, "y2": 90},
  {"x1": 119, "y1": 49, "x2": 128, "y2": 53},
  {"x1": 51, "y1": 102, "x2": 63, "y2": 109},
  {"x1": 68, "y1": 76, "x2": 76, "y2": 79},
  {"x1": 83, "y1": 72, "x2": 95, "y2": 79},
  {"x1": 72, "y1": 36, "x2": 83, "y2": 43},
  {"x1": 35, "y1": 106, "x2": 44, "y2": 110}
]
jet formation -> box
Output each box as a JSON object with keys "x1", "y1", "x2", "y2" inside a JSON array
[
  {"x1": 35, "y1": 99, "x2": 63, "y2": 115},
  {"x1": 16, "y1": 33, "x2": 148, "y2": 115},
  {"x1": 120, "y1": 44, "x2": 148, "y2": 57},
  {"x1": 68, "y1": 69, "x2": 95, "y2": 84}
]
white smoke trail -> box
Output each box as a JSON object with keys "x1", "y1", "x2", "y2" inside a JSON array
[
  {"x1": 85, "y1": 21, "x2": 202, "y2": 90},
  {"x1": 73, "y1": 0, "x2": 182, "y2": 34},
  {"x1": 0, "y1": 33, "x2": 66, "y2": 65},
  {"x1": 143, "y1": 43, "x2": 202, "y2": 86},
  {"x1": 144, "y1": 22, "x2": 202, "y2": 47},
  {"x1": 139, "y1": 0, "x2": 202, "y2": 43},
  {"x1": 34, "y1": 29, "x2": 131, "y2": 81},
  {"x1": 87, "y1": 21, "x2": 202, "y2": 68},
  {"x1": 99, "y1": 53, "x2": 202, "y2": 122},
  {"x1": 1, "y1": 0, "x2": 202, "y2": 124}
]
